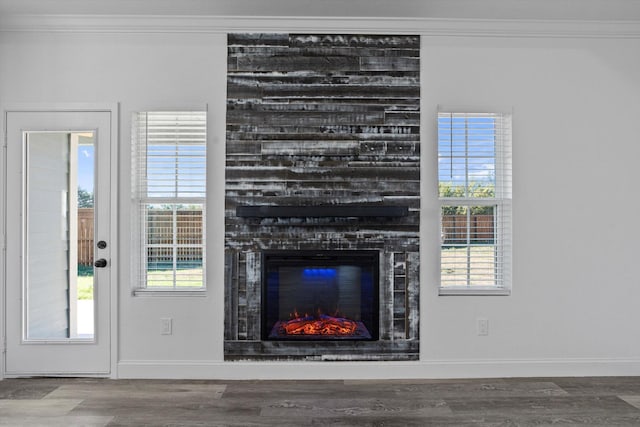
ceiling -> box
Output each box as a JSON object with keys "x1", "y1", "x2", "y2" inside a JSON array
[{"x1": 1, "y1": 0, "x2": 640, "y2": 21}]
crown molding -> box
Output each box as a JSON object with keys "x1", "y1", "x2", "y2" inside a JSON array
[{"x1": 1, "y1": 14, "x2": 640, "y2": 38}]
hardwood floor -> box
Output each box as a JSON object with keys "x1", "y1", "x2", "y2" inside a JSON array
[{"x1": 1, "y1": 377, "x2": 640, "y2": 426}]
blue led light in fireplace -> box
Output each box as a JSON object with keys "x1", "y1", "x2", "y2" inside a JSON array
[{"x1": 303, "y1": 268, "x2": 337, "y2": 278}]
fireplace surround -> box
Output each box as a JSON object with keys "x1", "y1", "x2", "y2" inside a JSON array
[{"x1": 224, "y1": 33, "x2": 420, "y2": 361}]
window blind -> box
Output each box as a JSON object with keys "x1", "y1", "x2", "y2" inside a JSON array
[
  {"x1": 133, "y1": 111, "x2": 207, "y2": 290},
  {"x1": 135, "y1": 111, "x2": 206, "y2": 200},
  {"x1": 438, "y1": 112, "x2": 512, "y2": 293}
]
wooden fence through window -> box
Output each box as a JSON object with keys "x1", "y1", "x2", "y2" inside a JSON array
[
  {"x1": 78, "y1": 208, "x2": 94, "y2": 266},
  {"x1": 441, "y1": 214, "x2": 495, "y2": 244}
]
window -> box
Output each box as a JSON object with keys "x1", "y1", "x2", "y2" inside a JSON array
[
  {"x1": 438, "y1": 111, "x2": 512, "y2": 295},
  {"x1": 132, "y1": 111, "x2": 206, "y2": 293}
]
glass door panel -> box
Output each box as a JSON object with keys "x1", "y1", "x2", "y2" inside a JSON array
[{"x1": 25, "y1": 132, "x2": 96, "y2": 341}]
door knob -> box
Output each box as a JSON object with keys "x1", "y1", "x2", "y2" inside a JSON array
[{"x1": 94, "y1": 258, "x2": 108, "y2": 268}]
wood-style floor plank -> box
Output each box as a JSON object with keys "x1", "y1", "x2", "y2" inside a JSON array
[{"x1": 0, "y1": 377, "x2": 639, "y2": 426}]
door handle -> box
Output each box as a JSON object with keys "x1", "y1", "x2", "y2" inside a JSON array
[{"x1": 94, "y1": 258, "x2": 108, "y2": 268}]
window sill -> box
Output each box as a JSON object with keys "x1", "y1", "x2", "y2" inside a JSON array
[
  {"x1": 438, "y1": 287, "x2": 511, "y2": 296},
  {"x1": 133, "y1": 288, "x2": 207, "y2": 297}
]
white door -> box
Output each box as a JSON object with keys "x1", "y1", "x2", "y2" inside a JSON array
[{"x1": 4, "y1": 110, "x2": 113, "y2": 376}]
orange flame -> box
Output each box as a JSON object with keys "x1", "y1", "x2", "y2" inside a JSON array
[{"x1": 282, "y1": 314, "x2": 358, "y2": 336}]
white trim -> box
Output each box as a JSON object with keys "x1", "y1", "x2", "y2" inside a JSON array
[
  {"x1": 3, "y1": 371, "x2": 111, "y2": 379},
  {"x1": 0, "y1": 112, "x2": 6, "y2": 380},
  {"x1": 437, "y1": 105, "x2": 515, "y2": 116},
  {"x1": 131, "y1": 111, "x2": 207, "y2": 294},
  {"x1": 437, "y1": 112, "x2": 512, "y2": 294},
  {"x1": 1, "y1": 15, "x2": 640, "y2": 38},
  {"x1": 438, "y1": 288, "x2": 510, "y2": 296},
  {"x1": 116, "y1": 358, "x2": 640, "y2": 380},
  {"x1": 132, "y1": 289, "x2": 207, "y2": 297},
  {"x1": 1, "y1": 103, "x2": 120, "y2": 114},
  {"x1": 108, "y1": 104, "x2": 119, "y2": 379}
]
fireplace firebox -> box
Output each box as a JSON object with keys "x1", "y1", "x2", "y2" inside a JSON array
[{"x1": 262, "y1": 250, "x2": 379, "y2": 341}]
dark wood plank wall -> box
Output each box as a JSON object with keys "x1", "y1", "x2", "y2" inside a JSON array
[{"x1": 225, "y1": 33, "x2": 420, "y2": 361}]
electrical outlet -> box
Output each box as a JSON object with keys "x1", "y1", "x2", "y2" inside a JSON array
[
  {"x1": 477, "y1": 318, "x2": 489, "y2": 336},
  {"x1": 161, "y1": 318, "x2": 173, "y2": 335}
]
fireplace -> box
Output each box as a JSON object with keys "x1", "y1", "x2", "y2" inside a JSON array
[
  {"x1": 262, "y1": 250, "x2": 379, "y2": 341},
  {"x1": 224, "y1": 32, "x2": 420, "y2": 360}
]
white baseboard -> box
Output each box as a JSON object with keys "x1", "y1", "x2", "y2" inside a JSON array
[{"x1": 117, "y1": 358, "x2": 640, "y2": 380}]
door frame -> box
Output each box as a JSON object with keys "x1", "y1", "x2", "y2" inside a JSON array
[{"x1": 1, "y1": 103, "x2": 119, "y2": 379}]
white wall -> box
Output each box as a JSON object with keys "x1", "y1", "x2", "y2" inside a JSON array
[
  {"x1": 2, "y1": 25, "x2": 640, "y2": 379},
  {"x1": 421, "y1": 37, "x2": 640, "y2": 368},
  {"x1": 4, "y1": 0, "x2": 640, "y2": 21}
]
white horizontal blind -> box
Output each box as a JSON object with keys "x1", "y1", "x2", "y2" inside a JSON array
[
  {"x1": 438, "y1": 112, "x2": 512, "y2": 292},
  {"x1": 133, "y1": 111, "x2": 207, "y2": 290}
]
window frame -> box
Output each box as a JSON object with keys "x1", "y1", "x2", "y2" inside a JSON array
[
  {"x1": 437, "y1": 108, "x2": 512, "y2": 296},
  {"x1": 131, "y1": 110, "x2": 207, "y2": 297}
]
